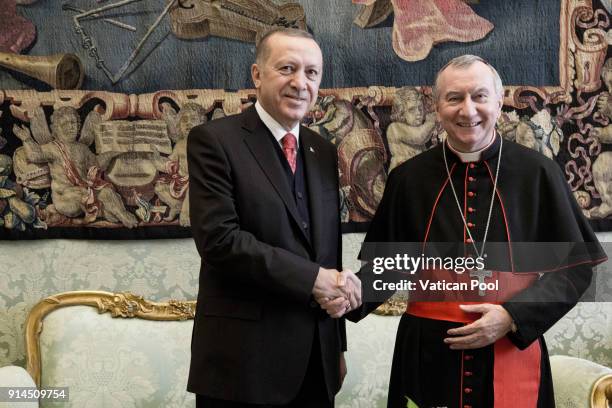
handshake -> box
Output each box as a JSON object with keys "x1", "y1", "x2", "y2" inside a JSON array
[{"x1": 312, "y1": 267, "x2": 362, "y2": 318}]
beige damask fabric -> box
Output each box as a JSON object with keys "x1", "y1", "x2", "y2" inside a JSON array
[
  {"x1": 546, "y1": 302, "x2": 612, "y2": 366},
  {"x1": 38, "y1": 306, "x2": 194, "y2": 408},
  {"x1": 0, "y1": 239, "x2": 200, "y2": 369},
  {"x1": 0, "y1": 365, "x2": 38, "y2": 408},
  {"x1": 549, "y1": 355, "x2": 612, "y2": 408}
]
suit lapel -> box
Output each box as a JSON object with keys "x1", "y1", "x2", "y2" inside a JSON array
[
  {"x1": 240, "y1": 107, "x2": 312, "y2": 248},
  {"x1": 301, "y1": 128, "x2": 325, "y2": 259}
]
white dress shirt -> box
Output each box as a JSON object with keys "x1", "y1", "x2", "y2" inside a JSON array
[{"x1": 255, "y1": 101, "x2": 301, "y2": 149}]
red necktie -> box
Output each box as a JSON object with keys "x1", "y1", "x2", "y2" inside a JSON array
[{"x1": 281, "y1": 133, "x2": 297, "y2": 174}]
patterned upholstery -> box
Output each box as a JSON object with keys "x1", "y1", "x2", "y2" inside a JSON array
[
  {"x1": 0, "y1": 365, "x2": 38, "y2": 408},
  {"x1": 25, "y1": 292, "x2": 195, "y2": 408},
  {"x1": 550, "y1": 356, "x2": 612, "y2": 408},
  {"x1": 337, "y1": 316, "x2": 397, "y2": 408}
]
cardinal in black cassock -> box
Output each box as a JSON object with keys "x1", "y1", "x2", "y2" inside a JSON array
[{"x1": 350, "y1": 56, "x2": 607, "y2": 408}]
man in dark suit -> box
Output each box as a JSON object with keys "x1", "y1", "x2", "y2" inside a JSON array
[{"x1": 187, "y1": 28, "x2": 361, "y2": 408}]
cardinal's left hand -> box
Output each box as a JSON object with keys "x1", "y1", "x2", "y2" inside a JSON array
[{"x1": 443, "y1": 304, "x2": 514, "y2": 350}]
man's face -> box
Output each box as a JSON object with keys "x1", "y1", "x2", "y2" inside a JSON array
[
  {"x1": 435, "y1": 62, "x2": 503, "y2": 152},
  {"x1": 251, "y1": 33, "x2": 323, "y2": 130}
]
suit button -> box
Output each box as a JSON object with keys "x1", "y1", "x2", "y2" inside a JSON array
[
  {"x1": 302, "y1": 222, "x2": 308, "y2": 230},
  {"x1": 309, "y1": 300, "x2": 318, "y2": 308},
  {"x1": 297, "y1": 192, "x2": 303, "y2": 199}
]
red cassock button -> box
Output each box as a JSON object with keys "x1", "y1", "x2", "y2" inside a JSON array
[
  {"x1": 469, "y1": 163, "x2": 476, "y2": 169},
  {"x1": 464, "y1": 388, "x2": 472, "y2": 394},
  {"x1": 466, "y1": 238, "x2": 473, "y2": 243},
  {"x1": 464, "y1": 405, "x2": 473, "y2": 408},
  {"x1": 467, "y1": 222, "x2": 475, "y2": 228},
  {"x1": 464, "y1": 371, "x2": 473, "y2": 377},
  {"x1": 464, "y1": 354, "x2": 474, "y2": 360},
  {"x1": 468, "y1": 191, "x2": 475, "y2": 197},
  {"x1": 468, "y1": 176, "x2": 475, "y2": 182},
  {"x1": 468, "y1": 207, "x2": 475, "y2": 213}
]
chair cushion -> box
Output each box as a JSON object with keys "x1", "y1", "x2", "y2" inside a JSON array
[
  {"x1": 0, "y1": 365, "x2": 38, "y2": 408},
  {"x1": 550, "y1": 355, "x2": 612, "y2": 408},
  {"x1": 39, "y1": 306, "x2": 195, "y2": 408}
]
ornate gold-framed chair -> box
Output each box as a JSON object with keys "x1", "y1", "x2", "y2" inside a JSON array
[{"x1": 23, "y1": 291, "x2": 196, "y2": 408}]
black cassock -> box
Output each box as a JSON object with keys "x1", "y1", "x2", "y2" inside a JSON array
[{"x1": 362, "y1": 135, "x2": 606, "y2": 408}]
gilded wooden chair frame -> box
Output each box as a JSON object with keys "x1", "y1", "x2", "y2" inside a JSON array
[
  {"x1": 591, "y1": 373, "x2": 612, "y2": 408},
  {"x1": 24, "y1": 290, "x2": 196, "y2": 387}
]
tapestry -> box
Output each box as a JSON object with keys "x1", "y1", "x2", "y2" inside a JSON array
[{"x1": 0, "y1": 0, "x2": 609, "y2": 238}]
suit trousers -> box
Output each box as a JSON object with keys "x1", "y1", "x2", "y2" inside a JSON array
[{"x1": 195, "y1": 328, "x2": 334, "y2": 408}]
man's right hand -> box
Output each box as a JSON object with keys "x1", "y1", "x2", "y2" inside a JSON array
[
  {"x1": 313, "y1": 268, "x2": 361, "y2": 316},
  {"x1": 312, "y1": 267, "x2": 344, "y2": 299}
]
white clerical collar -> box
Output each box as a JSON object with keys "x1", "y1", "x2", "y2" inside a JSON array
[
  {"x1": 255, "y1": 101, "x2": 301, "y2": 148},
  {"x1": 446, "y1": 133, "x2": 496, "y2": 163}
]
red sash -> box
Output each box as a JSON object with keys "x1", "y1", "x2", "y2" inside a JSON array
[
  {"x1": 407, "y1": 300, "x2": 541, "y2": 408},
  {"x1": 406, "y1": 270, "x2": 542, "y2": 408}
]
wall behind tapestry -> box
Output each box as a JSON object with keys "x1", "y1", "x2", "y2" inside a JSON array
[{"x1": 0, "y1": 0, "x2": 610, "y2": 238}]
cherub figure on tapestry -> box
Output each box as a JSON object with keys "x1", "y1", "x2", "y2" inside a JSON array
[
  {"x1": 591, "y1": 58, "x2": 612, "y2": 143},
  {"x1": 585, "y1": 58, "x2": 612, "y2": 219},
  {"x1": 386, "y1": 87, "x2": 436, "y2": 171},
  {"x1": 13, "y1": 106, "x2": 138, "y2": 228},
  {"x1": 497, "y1": 109, "x2": 563, "y2": 159},
  {"x1": 151, "y1": 102, "x2": 207, "y2": 227},
  {"x1": 589, "y1": 152, "x2": 612, "y2": 219},
  {"x1": 309, "y1": 95, "x2": 386, "y2": 222}
]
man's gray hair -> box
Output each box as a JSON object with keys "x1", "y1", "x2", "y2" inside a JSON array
[
  {"x1": 255, "y1": 28, "x2": 316, "y2": 64},
  {"x1": 432, "y1": 55, "x2": 504, "y2": 102}
]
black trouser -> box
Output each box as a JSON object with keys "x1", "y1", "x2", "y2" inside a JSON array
[{"x1": 196, "y1": 336, "x2": 333, "y2": 408}]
